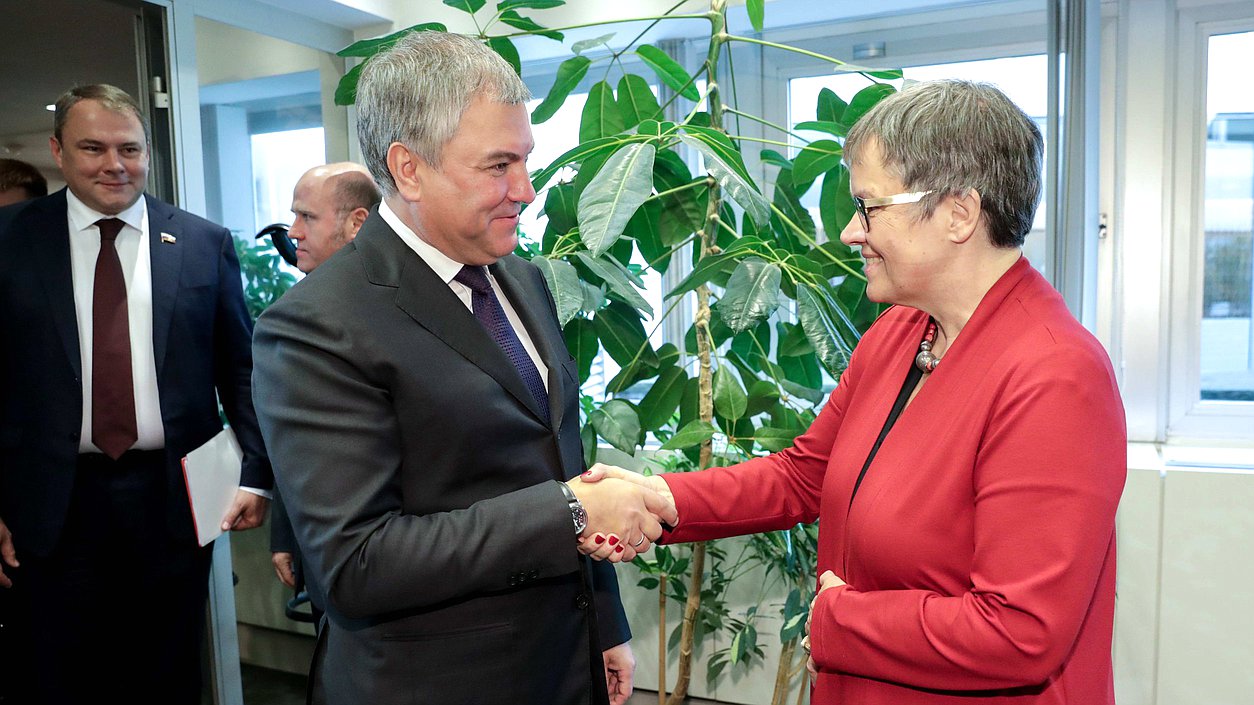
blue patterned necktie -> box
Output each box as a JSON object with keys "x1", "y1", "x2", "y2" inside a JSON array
[{"x1": 454, "y1": 265, "x2": 550, "y2": 424}]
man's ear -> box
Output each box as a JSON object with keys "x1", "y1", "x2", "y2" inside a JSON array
[
  {"x1": 346, "y1": 207, "x2": 369, "y2": 239},
  {"x1": 946, "y1": 188, "x2": 983, "y2": 245},
  {"x1": 386, "y1": 142, "x2": 425, "y2": 203},
  {"x1": 49, "y1": 136, "x2": 64, "y2": 170}
]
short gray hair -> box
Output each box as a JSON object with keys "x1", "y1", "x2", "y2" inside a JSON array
[
  {"x1": 355, "y1": 31, "x2": 531, "y2": 196},
  {"x1": 844, "y1": 80, "x2": 1042, "y2": 248}
]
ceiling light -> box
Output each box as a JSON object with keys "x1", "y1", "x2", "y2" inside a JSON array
[{"x1": 45, "y1": 104, "x2": 55, "y2": 111}]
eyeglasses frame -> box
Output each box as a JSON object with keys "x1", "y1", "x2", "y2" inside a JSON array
[{"x1": 852, "y1": 190, "x2": 936, "y2": 233}]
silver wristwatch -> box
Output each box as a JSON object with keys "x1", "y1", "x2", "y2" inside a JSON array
[{"x1": 559, "y1": 482, "x2": 588, "y2": 534}]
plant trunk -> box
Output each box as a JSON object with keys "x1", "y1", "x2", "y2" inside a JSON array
[
  {"x1": 658, "y1": 574, "x2": 667, "y2": 705},
  {"x1": 665, "y1": 543, "x2": 705, "y2": 705},
  {"x1": 666, "y1": 5, "x2": 729, "y2": 704},
  {"x1": 771, "y1": 638, "x2": 797, "y2": 705}
]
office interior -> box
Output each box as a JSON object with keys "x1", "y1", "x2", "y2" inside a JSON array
[{"x1": 1, "y1": 0, "x2": 1251, "y2": 703}]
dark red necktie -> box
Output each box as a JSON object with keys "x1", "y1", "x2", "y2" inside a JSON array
[
  {"x1": 454, "y1": 265, "x2": 550, "y2": 424},
  {"x1": 91, "y1": 218, "x2": 137, "y2": 459}
]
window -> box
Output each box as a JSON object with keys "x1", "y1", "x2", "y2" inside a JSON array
[{"x1": 1200, "y1": 30, "x2": 1254, "y2": 402}]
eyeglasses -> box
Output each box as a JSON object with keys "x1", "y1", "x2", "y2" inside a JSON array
[{"x1": 852, "y1": 190, "x2": 935, "y2": 233}]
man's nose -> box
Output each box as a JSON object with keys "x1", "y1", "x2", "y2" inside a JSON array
[
  {"x1": 510, "y1": 167, "x2": 536, "y2": 205},
  {"x1": 839, "y1": 212, "x2": 865, "y2": 247}
]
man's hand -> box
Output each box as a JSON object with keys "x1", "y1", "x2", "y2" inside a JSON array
[
  {"x1": 0, "y1": 517, "x2": 17, "y2": 588},
  {"x1": 272, "y1": 551, "x2": 297, "y2": 588},
  {"x1": 603, "y1": 642, "x2": 636, "y2": 705},
  {"x1": 804, "y1": 569, "x2": 846, "y2": 679},
  {"x1": 220, "y1": 490, "x2": 270, "y2": 532},
  {"x1": 574, "y1": 464, "x2": 675, "y2": 561},
  {"x1": 566, "y1": 463, "x2": 677, "y2": 563}
]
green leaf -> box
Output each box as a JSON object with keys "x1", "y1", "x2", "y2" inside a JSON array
[
  {"x1": 745, "y1": 380, "x2": 780, "y2": 416},
  {"x1": 816, "y1": 88, "x2": 848, "y2": 124},
  {"x1": 443, "y1": 0, "x2": 485, "y2": 13},
  {"x1": 578, "y1": 142, "x2": 656, "y2": 257},
  {"x1": 593, "y1": 301, "x2": 659, "y2": 369},
  {"x1": 487, "y1": 36, "x2": 521, "y2": 76},
  {"x1": 746, "y1": 0, "x2": 765, "y2": 32},
  {"x1": 793, "y1": 120, "x2": 849, "y2": 137},
  {"x1": 796, "y1": 286, "x2": 852, "y2": 376},
  {"x1": 842, "y1": 83, "x2": 897, "y2": 129},
  {"x1": 590, "y1": 399, "x2": 641, "y2": 454},
  {"x1": 754, "y1": 426, "x2": 799, "y2": 453},
  {"x1": 531, "y1": 136, "x2": 630, "y2": 192},
  {"x1": 580, "y1": 280, "x2": 606, "y2": 314},
  {"x1": 497, "y1": 0, "x2": 564, "y2": 10},
  {"x1": 572, "y1": 32, "x2": 616, "y2": 55},
  {"x1": 638, "y1": 577, "x2": 660, "y2": 590},
  {"x1": 717, "y1": 257, "x2": 782, "y2": 333},
  {"x1": 680, "y1": 133, "x2": 770, "y2": 228},
  {"x1": 660, "y1": 420, "x2": 718, "y2": 450},
  {"x1": 627, "y1": 200, "x2": 669, "y2": 275},
  {"x1": 713, "y1": 366, "x2": 748, "y2": 421},
  {"x1": 532, "y1": 256, "x2": 582, "y2": 325},
  {"x1": 575, "y1": 251, "x2": 652, "y2": 316},
  {"x1": 635, "y1": 44, "x2": 700, "y2": 101},
  {"x1": 580, "y1": 80, "x2": 624, "y2": 142},
  {"x1": 777, "y1": 321, "x2": 814, "y2": 357},
  {"x1": 499, "y1": 9, "x2": 563, "y2": 40},
  {"x1": 666, "y1": 251, "x2": 732, "y2": 300},
  {"x1": 637, "y1": 366, "x2": 687, "y2": 431},
  {"x1": 819, "y1": 164, "x2": 855, "y2": 242},
  {"x1": 531, "y1": 56, "x2": 590, "y2": 125},
  {"x1": 334, "y1": 62, "x2": 365, "y2": 106},
  {"x1": 616, "y1": 74, "x2": 662, "y2": 131},
  {"x1": 563, "y1": 317, "x2": 598, "y2": 381},
  {"x1": 771, "y1": 175, "x2": 816, "y2": 247},
  {"x1": 541, "y1": 182, "x2": 578, "y2": 236},
  {"x1": 759, "y1": 149, "x2": 792, "y2": 169},
  {"x1": 581, "y1": 422, "x2": 597, "y2": 467},
  {"x1": 336, "y1": 23, "x2": 447, "y2": 57},
  {"x1": 793, "y1": 139, "x2": 843, "y2": 185}
]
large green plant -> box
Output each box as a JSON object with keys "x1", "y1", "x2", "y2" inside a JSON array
[{"x1": 336, "y1": 1, "x2": 898, "y2": 701}]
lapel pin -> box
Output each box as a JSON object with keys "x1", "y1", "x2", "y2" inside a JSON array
[{"x1": 160, "y1": 233, "x2": 177, "y2": 244}]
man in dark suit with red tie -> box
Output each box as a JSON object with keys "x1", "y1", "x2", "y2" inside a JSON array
[{"x1": 0, "y1": 84, "x2": 271, "y2": 704}]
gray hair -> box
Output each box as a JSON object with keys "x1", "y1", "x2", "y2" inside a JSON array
[
  {"x1": 54, "y1": 84, "x2": 151, "y2": 145},
  {"x1": 844, "y1": 80, "x2": 1042, "y2": 248},
  {"x1": 355, "y1": 31, "x2": 531, "y2": 196}
]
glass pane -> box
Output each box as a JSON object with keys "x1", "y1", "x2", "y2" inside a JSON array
[
  {"x1": 788, "y1": 55, "x2": 1048, "y2": 268},
  {"x1": 1201, "y1": 30, "x2": 1254, "y2": 401}
]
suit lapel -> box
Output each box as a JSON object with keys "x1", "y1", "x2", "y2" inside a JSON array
[
  {"x1": 491, "y1": 258, "x2": 567, "y2": 431},
  {"x1": 357, "y1": 219, "x2": 550, "y2": 426},
  {"x1": 147, "y1": 198, "x2": 183, "y2": 379},
  {"x1": 28, "y1": 191, "x2": 81, "y2": 377}
]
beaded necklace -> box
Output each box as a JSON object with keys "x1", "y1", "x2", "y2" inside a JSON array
[{"x1": 914, "y1": 319, "x2": 942, "y2": 373}]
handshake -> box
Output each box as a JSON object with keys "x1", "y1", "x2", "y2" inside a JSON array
[{"x1": 565, "y1": 464, "x2": 677, "y2": 563}]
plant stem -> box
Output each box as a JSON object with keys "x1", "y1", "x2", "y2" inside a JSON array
[
  {"x1": 658, "y1": 573, "x2": 668, "y2": 705},
  {"x1": 668, "y1": 3, "x2": 727, "y2": 704},
  {"x1": 725, "y1": 134, "x2": 795, "y2": 148},
  {"x1": 494, "y1": 13, "x2": 710, "y2": 40},
  {"x1": 725, "y1": 34, "x2": 853, "y2": 69},
  {"x1": 722, "y1": 106, "x2": 811, "y2": 142}
]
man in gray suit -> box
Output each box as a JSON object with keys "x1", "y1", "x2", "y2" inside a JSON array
[{"x1": 251, "y1": 31, "x2": 676, "y2": 705}]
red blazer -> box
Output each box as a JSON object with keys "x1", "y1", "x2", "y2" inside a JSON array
[{"x1": 663, "y1": 258, "x2": 1125, "y2": 704}]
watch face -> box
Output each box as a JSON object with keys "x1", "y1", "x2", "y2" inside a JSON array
[{"x1": 571, "y1": 504, "x2": 588, "y2": 534}]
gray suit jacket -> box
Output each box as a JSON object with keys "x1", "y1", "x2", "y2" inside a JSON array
[{"x1": 252, "y1": 211, "x2": 628, "y2": 705}]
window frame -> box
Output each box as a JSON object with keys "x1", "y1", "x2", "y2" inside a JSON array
[{"x1": 1165, "y1": 6, "x2": 1254, "y2": 442}]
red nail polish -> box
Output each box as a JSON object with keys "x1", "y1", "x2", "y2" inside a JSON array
[
  {"x1": 608, "y1": 536, "x2": 619, "y2": 546},
  {"x1": 594, "y1": 535, "x2": 605, "y2": 545},
  {"x1": 614, "y1": 545, "x2": 624, "y2": 553},
  {"x1": 583, "y1": 470, "x2": 594, "y2": 477}
]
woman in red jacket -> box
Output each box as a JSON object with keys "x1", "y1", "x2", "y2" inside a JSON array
[{"x1": 577, "y1": 80, "x2": 1126, "y2": 704}]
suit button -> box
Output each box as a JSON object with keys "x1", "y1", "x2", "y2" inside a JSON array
[
  {"x1": 574, "y1": 593, "x2": 590, "y2": 610},
  {"x1": 529, "y1": 569, "x2": 540, "y2": 580}
]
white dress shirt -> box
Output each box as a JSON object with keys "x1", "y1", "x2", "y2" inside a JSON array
[
  {"x1": 66, "y1": 189, "x2": 165, "y2": 453},
  {"x1": 379, "y1": 201, "x2": 549, "y2": 391}
]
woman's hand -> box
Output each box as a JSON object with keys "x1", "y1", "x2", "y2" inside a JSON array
[{"x1": 805, "y1": 570, "x2": 847, "y2": 679}]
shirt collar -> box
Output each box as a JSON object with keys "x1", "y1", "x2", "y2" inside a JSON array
[
  {"x1": 378, "y1": 199, "x2": 468, "y2": 285},
  {"x1": 66, "y1": 188, "x2": 147, "y2": 235}
]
